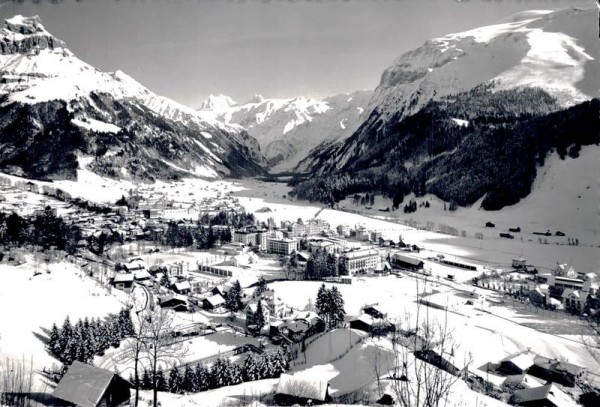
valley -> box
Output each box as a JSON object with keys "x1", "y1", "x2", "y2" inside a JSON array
[{"x1": 0, "y1": 3, "x2": 598, "y2": 407}]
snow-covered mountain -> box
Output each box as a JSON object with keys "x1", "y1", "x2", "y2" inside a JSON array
[
  {"x1": 293, "y1": 7, "x2": 599, "y2": 210},
  {"x1": 0, "y1": 15, "x2": 266, "y2": 181},
  {"x1": 369, "y1": 7, "x2": 598, "y2": 122},
  {"x1": 198, "y1": 90, "x2": 372, "y2": 171}
]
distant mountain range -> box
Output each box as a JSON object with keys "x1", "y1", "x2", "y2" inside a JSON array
[
  {"x1": 290, "y1": 7, "x2": 599, "y2": 210},
  {"x1": 197, "y1": 91, "x2": 372, "y2": 171},
  {"x1": 0, "y1": 15, "x2": 266, "y2": 181}
]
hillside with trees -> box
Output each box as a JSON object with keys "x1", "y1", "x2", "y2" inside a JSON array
[{"x1": 291, "y1": 87, "x2": 599, "y2": 210}]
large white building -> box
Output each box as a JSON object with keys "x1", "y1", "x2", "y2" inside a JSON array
[
  {"x1": 340, "y1": 249, "x2": 380, "y2": 275},
  {"x1": 267, "y1": 237, "x2": 298, "y2": 255}
]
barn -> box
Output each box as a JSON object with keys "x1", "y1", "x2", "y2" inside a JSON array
[
  {"x1": 391, "y1": 253, "x2": 424, "y2": 271},
  {"x1": 53, "y1": 361, "x2": 131, "y2": 407}
]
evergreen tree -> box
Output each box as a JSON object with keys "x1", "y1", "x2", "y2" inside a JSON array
[
  {"x1": 338, "y1": 258, "x2": 348, "y2": 276},
  {"x1": 228, "y1": 362, "x2": 243, "y2": 385},
  {"x1": 58, "y1": 316, "x2": 73, "y2": 356},
  {"x1": 168, "y1": 367, "x2": 183, "y2": 394},
  {"x1": 254, "y1": 301, "x2": 266, "y2": 332},
  {"x1": 271, "y1": 350, "x2": 288, "y2": 376},
  {"x1": 48, "y1": 323, "x2": 61, "y2": 355},
  {"x1": 195, "y1": 363, "x2": 209, "y2": 392},
  {"x1": 254, "y1": 277, "x2": 268, "y2": 298},
  {"x1": 243, "y1": 354, "x2": 261, "y2": 381},
  {"x1": 142, "y1": 368, "x2": 152, "y2": 390},
  {"x1": 329, "y1": 286, "x2": 346, "y2": 329},
  {"x1": 315, "y1": 284, "x2": 330, "y2": 328},
  {"x1": 225, "y1": 280, "x2": 243, "y2": 313},
  {"x1": 108, "y1": 319, "x2": 121, "y2": 347},
  {"x1": 155, "y1": 367, "x2": 167, "y2": 391},
  {"x1": 118, "y1": 308, "x2": 135, "y2": 338},
  {"x1": 181, "y1": 365, "x2": 195, "y2": 393},
  {"x1": 211, "y1": 358, "x2": 230, "y2": 388}
]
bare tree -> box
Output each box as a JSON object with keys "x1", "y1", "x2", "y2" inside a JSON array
[
  {"x1": 143, "y1": 307, "x2": 187, "y2": 407},
  {"x1": 388, "y1": 281, "x2": 471, "y2": 407},
  {"x1": 115, "y1": 297, "x2": 149, "y2": 407}
]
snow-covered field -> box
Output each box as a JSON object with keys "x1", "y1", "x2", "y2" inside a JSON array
[
  {"x1": 269, "y1": 276, "x2": 600, "y2": 375},
  {"x1": 0, "y1": 261, "x2": 124, "y2": 385}
]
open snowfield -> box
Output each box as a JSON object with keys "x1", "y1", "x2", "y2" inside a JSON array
[{"x1": 0, "y1": 261, "x2": 124, "y2": 385}]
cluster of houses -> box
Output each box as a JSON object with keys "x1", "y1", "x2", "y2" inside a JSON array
[
  {"x1": 528, "y1": 263, "x2": 598, "y2": 314},
  {"x1": 474, "y1": 351, "x2": 585, "y2": 407},
  {"x1": 137, "y1": 192, "x2": 245, "y2": 220}
]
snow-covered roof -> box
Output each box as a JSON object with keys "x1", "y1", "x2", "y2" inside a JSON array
[
  {"x1": 501, "y1": 353, "x2": 535, "y2": 371},
  {"x1": 53, "y1": 361, "x2": 125, "y2": 407},
  {"x1": 276, "y1": 373, "x2": 328, "y2": 401},
  {"x1": 204, "y1": 294, "x2": 225, "y2": 307},
  {"x1": 112, "y1": 273, "x2": 134, "y2": 283}
]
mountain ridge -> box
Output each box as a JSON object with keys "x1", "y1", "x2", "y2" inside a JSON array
[{"x1": 0, "y1": 15, "x2": 267, "y2": 181}]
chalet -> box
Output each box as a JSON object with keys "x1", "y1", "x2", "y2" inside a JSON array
[
  {"x1": 202, "y1": 293, "x2": 226, "y2": 311},
  {"x1": 391, "y1": 253, "x2": 424, "y2": 271},
  {"x1": 511, "y1": 382, "x2": 578, "y2": 407},
  {"x1": 172, "y1": 281, "x2": 191, "y2": 295},
  {"x1": 159, "y1": 294, "x2": 188, "y2": 312},
  {"x1": 528, "y1": 287, "x2": 546, "y2": 306},
  {"x1": 111, "y1": 273, "x2": 134, "y2": 293},
  {"x1": 562, "y1": 289, "x2": 588, "y2": 313},
  {"x1": 499, "y1": 353, "x2": 535, "y2": 375},
  {"x1": 529, "y1": 356, "x2": 586, "y2": 387},
  {"x1": 275, "y1": 373, "x2": 329, "y2": 405},
  {"x1": 134, "y1": 270, "x2": 152, "y2": 283},
  {"x1": 122, "y1": 258, "x2": 145, "y2": 272},
  {"x1": 53, "y1": 361, "x2": 131, "y2": 407}
]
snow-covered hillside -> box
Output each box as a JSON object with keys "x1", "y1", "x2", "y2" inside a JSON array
[
  {"x1": 198, "y1": 90, "x2": 372, "y2": 171},
  {"x1": 371, "y1": 6, "x2": 599, "y2": 121},
  {"x1": 0, "y1": 15, "x2": 266, "y2": 180}
]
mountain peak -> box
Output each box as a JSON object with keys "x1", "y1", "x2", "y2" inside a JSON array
[
  {"x1": 248, "y1": 94, "x2": 264, "y2": 104},
  {"x1": 1, "y1": 15, "x2": 65, "y2": 54},
  {"x1": 5, "y1": 15, "x2": 46, "y2": 35},
  {"x1": 199, "y1": 94, "x2": 237, "y2": 111}
]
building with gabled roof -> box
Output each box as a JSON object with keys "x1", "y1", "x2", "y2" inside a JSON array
[
  {"x1": 511, "y1": 382, "x2": 578, "y2": 407},
  {"x1": 499, "y1": 353, "x2": 535, "y2": 375},
  {"x1": 52, "y1": 361, "x2": 131, "y2": 407}
]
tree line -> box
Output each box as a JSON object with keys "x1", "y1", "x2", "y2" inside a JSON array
[
  {"x1": 47, "y1": 308, "x2": 134, "y2": 365},
  {"x1": 0, "y1": 207, "x2": 82, "y2": 255},
  {"x1": 135, "y1": 350, "x2": 288, "y2": 394},
  {"x1": 290, "y1": 91, "x2": 599, "y2": 211}
]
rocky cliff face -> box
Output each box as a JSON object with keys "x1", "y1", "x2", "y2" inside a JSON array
[{"x1": 0, "y1": 15, "x2": 267, "y2": 181}]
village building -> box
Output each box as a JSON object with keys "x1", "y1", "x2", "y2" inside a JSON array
[
  {"x1": 172, "y1": 280, "x2": 191, "y2": 295},
  {"x1": 528, "y1": 356, "x2": 586, "y2": 387},
  {"x1": 267, "y1": 237, "x2": 298, "y2": 255},
  {"x1": 499, "y1": 353, "x2": 535, "y2": 375},
  {"x1": 511, "y1": 382, "x2": 578, "y2": 407},
  {"x1": 391, "y1": 252, "x2": 424, "y2": 271},
  {"x1": 159, "y1": 294, "x2": 188, "y2": 312},
  {"x1": 53, "y1": 361, "x2": 131, "y2": 407},
  {"x1": 340, "y1": 249, "x2": 380, "y2": 275},
  {"x1": 203, "y1": 293, "x2": 226, "y2": 311},
  {"x1": 336, "y1": 224, "x2": 351, "y2": 237},
  {"x1": 111, "y1": 273, "x2": 134, "y2": 293}
]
